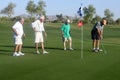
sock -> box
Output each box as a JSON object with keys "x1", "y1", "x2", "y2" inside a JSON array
[
  {"x1": 97, "y1": 48, "x2": 99, "y2": 50},
  {"x1": 93, "y1": 48, "x2": 95, "y2": 50}
]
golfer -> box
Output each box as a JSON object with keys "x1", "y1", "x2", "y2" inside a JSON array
[
  {"x1": 31, "y1": 15, "x2": 48, "y2": 54},
  {"x1": 91, "y1": 18, "x2": 107, "y2": 52},
  {"x1": 61, "y1": 19, "x2": 74, "y2": 50},
  {"x1": 12, "y1": 17, "x2": 25, "y2": 56}
]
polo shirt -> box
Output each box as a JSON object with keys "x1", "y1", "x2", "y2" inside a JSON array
[
  {"x1": 12, "y1": 21, "x2": 24, "y2": 38},
  {"x1": 32, "y1": 20, "x2": 45, "y2": 32},
  {"x1": 61, "y1": 23, "x2": 71, "y2": 38}
]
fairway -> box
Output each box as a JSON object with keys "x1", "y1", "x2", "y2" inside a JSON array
[{"x1": 0, "y1": 21, "x2": 120, "y2": 80}]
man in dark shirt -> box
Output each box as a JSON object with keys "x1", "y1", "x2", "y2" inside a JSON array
[{"x1": 91, "y1": 18, "x2": 107, "y2": 52}]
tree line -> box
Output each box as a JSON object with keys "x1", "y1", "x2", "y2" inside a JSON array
[{"x1": 0, "y1": 0, "x2": 120, "y2": 25}]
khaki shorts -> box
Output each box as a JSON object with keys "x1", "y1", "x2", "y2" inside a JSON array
[
  {"x1": 63, "y1": 37, "x2": 71, "y2": 42},
  {"x1": 35, "y1": 32, "x2": 43, "y2": 43},
  {"x1": 14, "y1": 36, "x2": 22, "y2": 45}
]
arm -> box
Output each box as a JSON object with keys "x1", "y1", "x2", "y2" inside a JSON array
[
  {"x1": 100, "y1": 30, "x2": 103, "y2": 39},
  {"x1": 23, "y1": 32, "x2": 26, "y2": 38},
  {"x1": 31, "y1": 22, "x2": 38, "y2": 32},
  {"x1": 33, "y1": 27, "x2": 37, "y2": 32},
  {"x1": 61, "y1": 30, "x2": 64, "y2": 36},
  {"x1": 96, "y1": 22, "x2": 103, "y2": 39},
  {"x1": 97, "y1": 28, "x2": 103, "y2": 39},
  {"x1": 12, "y1": 28, "x2": 18, "y2": 36},
  {"x1": 61, "y1": 24, "x2": 64, "y2": 36},
  {"x1": 42, "y1": 24, "x2": 47, "y2": 37},
  {"x1": 43, "y1": 31, "x2": 47, "y2": 37}
]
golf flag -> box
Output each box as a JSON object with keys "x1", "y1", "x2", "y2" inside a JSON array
[
  {"x1": 77, "y1": 4, "x2": 83, "y2": 17},
  {"x1": 78, "y1": 21, "x2": 83, "y2": 27},
  {"x1": 77, "y1": 3, "x2": 84, "y2": 59},
  {"x1": 77, "y1": 4, "x2": 83, "y2": 27}
]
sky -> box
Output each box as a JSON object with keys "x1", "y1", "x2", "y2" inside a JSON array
[{"x1": 0, "y1": 0, "x2": 120, "y2": 20}]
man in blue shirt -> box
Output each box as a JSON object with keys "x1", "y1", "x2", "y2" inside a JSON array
[{"x1": 91, "y1": 18, "x2": 107, "y2": 52}]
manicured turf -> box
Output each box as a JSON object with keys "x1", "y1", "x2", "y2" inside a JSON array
[{"x1": 0, "y1": 21, "x2": 120, "y2": 80}]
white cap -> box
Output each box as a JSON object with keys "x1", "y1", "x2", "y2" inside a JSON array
[{"x1": 67, "y1": 19, "x2": 70, "y2": 23}]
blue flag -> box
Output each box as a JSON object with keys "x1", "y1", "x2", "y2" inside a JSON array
[{"x1": 77, "y1": 4, "x2": 83, "y2": 17}]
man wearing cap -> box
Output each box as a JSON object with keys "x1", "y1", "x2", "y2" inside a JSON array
[
  {"x1": 91, "y1": 18, "x2": 107, "y2": 52},
  {"x1": 61, "y1": 19, "x2": 74, "y2": 51},
  {"x1": 31, "y1": 16, "x2": 48, "y2": 54}
]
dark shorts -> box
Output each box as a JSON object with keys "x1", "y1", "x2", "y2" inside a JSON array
[{"x1": 91, "y1": 29, "x2": 100, "y2": 40}]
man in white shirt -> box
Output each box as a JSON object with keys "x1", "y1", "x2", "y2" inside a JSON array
[
  {"x1": 31, "y1": 16, "x2": 48, "y2": 54},
  {"x1": 12, "y1": 17, "x2": 25, "y2": 56}
]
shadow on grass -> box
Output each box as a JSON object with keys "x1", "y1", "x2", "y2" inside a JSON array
[
  {"x1": 0, "y1": 45, "x2": 14, "y2": 47},
  {"x1": 23, "y1": 45, "x2": 63, "y2": 50},
  {"x1": 45, "y1": 47, "x2": 63, "y2": 50},
  {"x1": 0, "y1": 50, "x2": 13, "y2": 56},
  {"x1": 0, "y1": 45, "x2": 62, "y2": 50},
  {"x1": 0, "y1": 45, "x2": 63, "y2": 54},
  {"x1": 0, "y1": 45, "x2": 13, "y2": 55}
]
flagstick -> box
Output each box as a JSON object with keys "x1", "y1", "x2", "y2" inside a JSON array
[
  {"x1": 81, "y1": 25, "x2": 83, "y2": 59},
  {"x1": 77, "y1": 3, "x2": 83, "y2": 59}
]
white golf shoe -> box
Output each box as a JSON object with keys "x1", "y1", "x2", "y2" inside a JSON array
[
  {"x1": 13, "y1": 52, "x2": 21, "y2": 56},
  {"x1": 18, "y1": 52, "x2": 25, "y2": 56},
  {"x1": 43, "y1": 50, "x2": 48, "y2": 54},
  {"x1": 70, "y1": 48, "x2": 74, "y2": 50},
  {"x1": 98, "y1": 49, "x2": 103, "y2": 52},
  {"x1": 36, "y1": 51, "x2": 40, "y2": 54}
]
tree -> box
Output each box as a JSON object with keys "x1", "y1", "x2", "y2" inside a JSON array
[
  {"x1": 56, "y1": 14, "x2": 64, "y2": 22},
  {"x1": 66, "y1": 16, "x2": 70, "y2": 19},
  {"x1": 26, "y1": 0, "x2": 46, "y2": 19},
  {"x1": 104, "y1": 9, "x2": 114, "y2": 24},
  {"x1": 83, "y1": 5, "x2": 96, "y2": 23},
  {"x1": 36, "y1": 0, "x2": 46, "y2": 16},
  {"x1": 91, "y1": 15, "x2": 102, "y2": 24},
  {"x1": 116, "y1": 18, "x2": 120, "y2": 25},
  {"x1": 26, "y1": 0, "x2": 36, "y2": 18},
  {"x1": 0, "y1": 2, "x2": 16, "y2": 18},
  {"x1": 73, "y1": 14, "x2": 80, "y2": 23}
]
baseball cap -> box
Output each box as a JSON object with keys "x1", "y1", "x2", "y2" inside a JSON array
[{"x1": 67, "y1": 19, "x2": 70, "y2": 23}]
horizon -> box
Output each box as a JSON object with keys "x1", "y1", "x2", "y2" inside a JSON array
[{"x1": 0, "y1": 0, "x2": 120, "y2": 20}]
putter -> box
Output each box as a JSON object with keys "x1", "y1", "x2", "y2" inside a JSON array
[{"x1": 101, "y1": 40, "x2": 107, "y2": 54}]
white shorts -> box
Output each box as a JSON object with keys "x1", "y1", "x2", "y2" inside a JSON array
[
  {"x1": 35, "y1": 32, "x2": 44, "y2": 43},
  {"x1": 14, "y1": 36, "x2": 22, "y2": 45},
  {"x1": 63, "y1": 37, "x2": 72, "y2": 42}
]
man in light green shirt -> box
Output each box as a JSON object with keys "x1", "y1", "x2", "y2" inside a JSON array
[{"x1": 61, "y1": 19, "x2": 73, "y2": 50}]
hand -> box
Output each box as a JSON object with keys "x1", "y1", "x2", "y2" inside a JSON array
[
  {"x1": 44, "y1": 32, "x2": 47, "y2": 41},
  {"x1": 44, "y1": 32, "x2": 47, "y2": 37},
  {"x1": 44, "y1": 32, "x2": 47, "y2": 40},
  {"x1": 15, "y1": 32, "x2": 19, "y2": 36},
  {"x1": 23, "y1": 33, "x2": 26, "y2": 38},
  {"x1": 61, "y1": 32, "x2": 64, "y2": 36},
  {"x1": 34, "y1": 30, "x2": 38, "y2": 32}
]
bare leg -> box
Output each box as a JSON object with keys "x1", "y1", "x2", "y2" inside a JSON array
[
  {"x1": 69, "y1": 39, "x2": 72, "y2": 49},
  {"x1": 14, "y1": 45, "x2": 19, "y2": 52},
  {"x1": 18, "y1": 44, "x2": 22, "y2": 52},
  {"x1": 92, "y1": 39, "x2": 96, "y2": 49},
  {"x1": 41, "y1": 42, "x2": 44, "y2": 52},
  {"x1": 35, "y1": 43, "x2": 39, "y2": 51},
  {"x1": 64, "y1": 41, "x2": 66, "y2": 50},
  {"x1": 96, "y1": 40, "x2": 100, "y2": 49}
]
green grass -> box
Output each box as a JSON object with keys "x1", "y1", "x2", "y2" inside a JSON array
[{"x1": 0, "y1": 21, "x2": 120, "y2": 80}]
